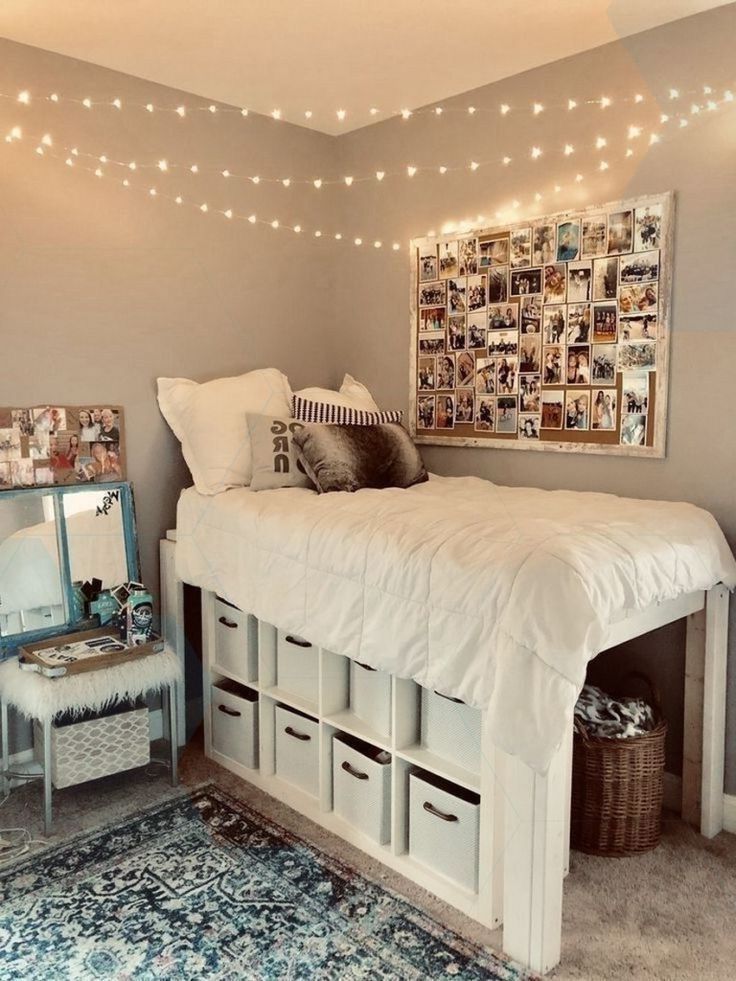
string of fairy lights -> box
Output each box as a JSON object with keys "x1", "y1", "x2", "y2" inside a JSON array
[{"x1": 2, "y1": 84, "x2": 734, "y2": 247}]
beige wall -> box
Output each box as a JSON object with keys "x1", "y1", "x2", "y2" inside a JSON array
[{"x1": 331, "y1": 5, "x2": 736, "y2": 789}]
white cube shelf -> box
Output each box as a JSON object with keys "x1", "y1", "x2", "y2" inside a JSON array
[
  {"x1": 333, "y1": 733, "x2": 391, "y2": 845},
  {"x1": 409, "y1": 769, "x2": 480, "y2": 893},
  {"x1": 214, "y1": 597, "x2": 258, "y2": 683},
  {"x1": 211, "y1": 679, "x2": 259, "y2": 770}
]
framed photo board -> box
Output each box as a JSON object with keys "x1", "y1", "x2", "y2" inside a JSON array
[
  {"x1": 409, "y1": 192, "x2": 674, "y2": 457},
  {"x1": 0, "y1": 406, "x2": 126, "y2": 490}
]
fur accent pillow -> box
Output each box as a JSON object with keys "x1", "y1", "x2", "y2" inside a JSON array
[
  {"x1": 246, "y1": 414, "x2": 314, "y2": 491},
  {"x1": 292, "y1": 397, "x2": 403, "y2": 425},
  {"x1": 292, "y1": 423, "x2": 428, "y2": 494}
]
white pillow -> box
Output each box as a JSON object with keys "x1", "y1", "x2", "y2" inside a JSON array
[
  {"x1": 293, "y1": 373, "x2": 378, "y2": 411},
  {"x1": 157, "y1": 369, "x2": 292, "y2": 495}
]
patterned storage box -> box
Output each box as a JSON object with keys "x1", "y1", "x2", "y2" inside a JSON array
[{"x1": 34, "y1": 706, "x2": 150, "y2": 789}]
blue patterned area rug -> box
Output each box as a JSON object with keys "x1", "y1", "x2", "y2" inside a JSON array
[{"x1": 0, "y1": 785, "x2": 533, "y2": 980}]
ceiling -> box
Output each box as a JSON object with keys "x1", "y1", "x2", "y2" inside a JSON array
[{"x1": 0, "y1": 0, "x2": 729, "y2": 134}]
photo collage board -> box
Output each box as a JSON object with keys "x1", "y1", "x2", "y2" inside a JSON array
[
  {"x1": 0, "y1": 405, "x2": 126, "y2": 490},
  {"x1": 409, "y1": 192, "x2": 673, "y2": 455}
]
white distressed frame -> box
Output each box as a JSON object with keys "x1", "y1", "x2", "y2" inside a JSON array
[{"x1": 408, "y1": 191, "x2": 675, "y2": 457}]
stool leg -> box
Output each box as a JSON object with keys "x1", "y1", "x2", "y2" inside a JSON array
[
  {"x1": 166, "y1": 683, "x2": 178, "y2": 787},
  {"x1": 1, "y1": 699, "x2": 9, "y2": 797},
  {"x1": 42, "y1": 718, "x2": 52, "y2": 836}
]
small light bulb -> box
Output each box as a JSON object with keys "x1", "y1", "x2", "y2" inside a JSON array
[
  {"x1": 470, "y1": 160, "x2": 480, "y2": 170},
  {"x1": 660, "y1": 113, "x2": 670, "y2": 123},
  {"x1": 467, "y1": 106, "x2": 476, "y2": 115},
  {"x1": 334, "y1": 233, "x2": 342, "y2": 240},
  {"x1": 535, "y1": 192, "x2": 542, "y2": 202},
  {"x1": 669, "y1": 88, "x2": 679, "y2": 100},
  {"x1": 123, "y1": 178, "x2": 130, "y2": 187},
  {"x1": 568, "y1": 98, "x2": 577, "y2": 110},
  {"x1": 95, "y1": 167, "x2": 103, "y2": 177},
  {"x1": 401, "y1": 108, "x2": 412, "y2": 120},
  {"x1": 248, "y1": 214, "x2": 257, "y2": 224},
  {"x1": 294, "y1": 225, "x2": 301, "y2": 233},
  {"x1": 599, "y1": 161, "x2": 609, "y2": 171},
  {"x1": 251, "y1": 175, "x2": 260, "y2": 183},
  {"x1": 369, "y1": 107, "x2": 379, "y2": 116},
  {"x1": 208, "y1": 104, "x2": 217, "y2": 114},
  {"x1": 146, "y1": 103, "x2": 154, "y2": 112},
  {"x1": 634, "y1": 93, "x2": 644, "y2": 104},
  {"x1": 554, "y1": 185, "x2": 561, "y2": 193},
  {"x1": 707, "y1": 100, "x2": 718, "y2": 111},
  {"x1": 354, "y1": 237, "x2": 362, "y2": 245},
  {"x1": 691, "y1": 103, "x2": 701, "y2": 115},
  {"x1": 50, "y1": 92, "x2": 59, "y2": 103},
  {"x1": 502, "y1": 156, "x2": 511, "y2": 166},
  {"x1": 500, "y1": 103, "x2": 511, "y2": 115},
  {"x1": 176, "y1": 106, "x2": 186, "y2": 117},
  {"x1": 375, "y1": 170, "x2": 385, "y2": 181},
  {"x1": 129, "y1": 161, "x2": 137, "y2": 170},
  {"x1": 600, "y1": 96, "x2": 612, "y2": 108},
  {"x1": 530, "y1": 146, "x2": 542, "y2": 159},
  {"x1": 10, "y1": 126, "x2": 22, "y2": 140},
  {"x1": 271, "y1": 219, "x2": 279, "y2": 228},
  {"x1": 407, "y1": 165, "x2": 417, "y2": 177},
  {"x1": 190, "y1": 164, "x2": 199, "y2": 174},
  {"x1": 158, "y1": 159, "x2": 168, "y2": 171},
  {"x1": 512, "y1": 200, "x2": 520, "y2": 209},
  {"x1": 99, "y1": 155, "x2": 108, "y2": 163},
  {"x1": 304, "y1": 110, "x2": 313, "y2": 119},
  {"x1": 65, "y1": 157, "x2": 73, "y2": 166},
  {"x1": 314, "y1": 230, "x2": 322, "y2": 237},
  {"x1": 313, "y1": 178, "x2": 322, "y2": 188},
  {"x1": 650, "y1": 133, "x2": 661, "y2": 144},
  {"x1": 82, "y1": 97, "x2": 92, "y2": 109},
  {"x1": 18, "y1": 90, "x2": 31, "y2": 105},
  {"x1": 596, "y1": 136, "x2": 607, "y2": 149},
  {"x1": 434, "y1": 107, "x2": 443, "y2": 116},
  {"x1": 564, "y1": 143, "x2": 574, "y2": 155},
  {"x1": 175, "y1": 195, "x2": 182, "y2": 204},
  {"x1": 439, "y1": 165, "x2": 447, "y2": 174},
  {"x1": 626, "y1": 148, "x2": 634, "y2": 157},
  {"x1": 575, "y1": 173, "x2": 584, "y2": 183},
  {"x1": 35, "y1": 146, "x2": 44, "y2": 155},
  {"x1": 703, "y1": 85, "x2": 713, "y2": 95},
  {"x1": 679, "y1": 118, "x2": 689, "y2": 128},
  {"x1": 71, "y1": 147, "x2": 78, "y2": 156},
  {"x1": 724, "y1": 90, "x2": 734, "y2": 102},
  {"x1": 41, "y1": 133, "x2": 53, "y2": 146},
  {"x1": 271, "y1": 109, "x2": 282, "y2": 120},
  {"x1": 374, "y1": 241, "x2": 382, "y2": 248},
  {"x1": 344, "y1": 176, "x2": 354, "y2": 186},
  {"x1": 282, "y1": 178, "x2": 291, "y2": 187},
  {"x1": 200, "y1": 203, "x2": 208, "y2": 212},
  {"x1": 149, "y1": 187, "x2": 157, "y2": 196},
  {"x1": 336, "y1": 109, "x2": 346, "y2": 120},
  {"x1": 222, "y1": 169, "x2": 230, "y2": 178},
  {"x1": 112, "y1": 98, "x2": 122, "y2": 109},
  {"x1": 392, "y1": 243, "x2": 400, "y2": 251},
  {"x1": 241, "y1": 108, "x2": 249, "y2": 117},
  {"x1": 533, "y1": 102, "x2": 544, "y2": 114},
  {"x1": 628, "y1": 125, "x2": 641, "y2": 139}
]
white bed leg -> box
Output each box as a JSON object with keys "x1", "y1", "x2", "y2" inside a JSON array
[
  {"x1": 160, "y1": 539, "x2": 186, "y2": 746},
  {"x1": 562, "y1": 722, "x2": 573, "y2": 877},
  {"x1": 683, "y1": 603, "x2": 705, "y2": 827},
  {"x1": 201, "y1": 589, "x2": 216, "y2": 758},
  {"x1": 502, "y1": 733, "x2": 567, "y2": 975},
  {"x1": 701, "y1": 585, "x2": 729, "y2": 837}
]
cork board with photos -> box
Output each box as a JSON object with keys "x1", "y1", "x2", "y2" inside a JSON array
[
  {"x1": 0, "y1": 406, "x2": 125, "y2": 490},
  {"x1": 409, "y1": 192, "x2": 674, "y2": 456}
]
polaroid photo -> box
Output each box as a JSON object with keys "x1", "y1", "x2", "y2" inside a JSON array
[
  {"x1": 620, "y1": 251, "x2": 659, "y2": 284},
  {"x1": 438, "y1": 241, "x2": 459, "y2": 280},
  {"x1": 34, "y1": 466, "x2": 55, "y2": 486},
  {"x1": 33, "y1": 406, "x2": 67, "y2": 434},
  {"x1": 479, "y1": 236, "x2": 509, "y2": 267},
  {"x1": 419, "y1": 249, "x2": 439, "y2": 282},
  {"x1": 566, "y1": 345, "x2": 591, "y2": 385},
  {"x1": 474, "y1": 396, "x2": 495, "y2": 432},
  {"x1": 436, "y1": 394, "x2": 456, "y2": 430},
  {"x1": 519, "y1": 374, "x2": 541, "y2": 413},
  {"x1": 455, "y1": 352, "x2": 475, "y2": 388},
  {"x1": 619, "y1": 283, "x2": 658, "y2": 314},
  {"x1": 542, "y1": 345, "x2": 564, "y2": 385},
  {"x1": 0, "y1": 429, "x2": 22, "y2": 463},
  {"x1": 591, "y1": 388, "x2": 618, "y2": 430},
  {"x1": 447, "y1": 278, "x2": 467, "y2": 314},
  {"x1": 541, "y1": 390, "x2": 564, "y2": 430},
  {"x1": 436, "y1": 354, "x2": 456, "y2": 390},
  {"x1": 28, "y1": 433, "x2": 50, "y2": 460},
  {"x1": 488, "y1": 301, "x2": 518, "y2": 332},
  {"x1": 621, "y1": 372, "x2": 650, "y2": 414},
  {"x1": 592, "y1": 345, "x2": 617, "y2": 383},
  {"x1": 454, "y1": 389, "x2": 475, "y2": 424},
  {"x1": 557, "y1": 220, "x2": 581, "y2": 262},
  {"x1": 419, "y1": 281, "x2": 447, "y2": 307},
  {"x1": 532, "y1": 223, "x2": 556, "y2": 266},
  {"x1": 567, "y1": 261, "x2": 592, "y2": 303},
  {"x1": 510, "y1": 227, "x2": 532, "y2": 268},
  {"x1": 447, "y1": 314, "x2": 467, "y2": 351},
  {"x1": 621, "y1": 412, "x2": 647, "y2": 446},
  {"x1": 619, "y1": 312, "x2": 657, "y2": 342},
  {"x1": 417, "y1": 396, "x2": 436, "y2": 430},
  {"x1": 475, "y1": 358, "x2": 496, "y2": 395},
  {"x1": 418, "y1": 356, "x2": 436, "y2": 391},
  {"x1": 419, "y1": 306, "x2": 446, "y2": 332},
  {"x1": 608, "y1": 211, "x2": 633, "y2": 255},
  {"x1": 10, "y1": 459, "x2": 35, "y2": 487},
  {"x1": 634, "y1": 204, "x2": 662, "y2": 252},
  {"x1": 593, "y1": 256, "x2": 619, "y2": 300},
  {"x1": 488, "y1": 330, "x2": 518, "y2": 357},
  {"x1": 510, "y1": 267, "x2": 542, "y2": 296},
  {"x1": 617, "y1": 341, "x2": 656, "y2": 372},
  {"x1": 458, "y1": 237, "x2": 479, "y2": 276},
  {"x1": 581, "y1": 214, "x2": 608, "y2": 259},
  {"x1": 519, "y1": 335, "x2": 541, "y2": 374},
  {"x1": 97, "y1": 409, "x2": 120, "y2": 444},
  {"x1": 543, "y1": 305, "x2": 566, "y2": 345},
  {"x1": 467, "y1": 312, "x2": 487, "y2": 349},
  {"x1": 519, "y1": 414, "x2": 541, "y2": 440},
  {"x1": 419, "y1": 331, "x2": 445, "y2": 355},
  {"x1": 592, "y1": 301, "x2": 618, "y2": 344},
  {"x1": 496, "y1": 356, "x2": 519, "y2": 395},
  {"x1": 543, "y1": 263, "x2": 567, "y2": 305},
  {"x1": 567, "y1": 303, "x2": 592, "y2": 344},
  {"x1": 466, "y1": 275, "x2": 487, "y2": 312},
  {"x1": 520, "y1": 295, "x2": 542, "y2": 334},
  {"x1": 565, "y1": 390, "x2": 590, "y2": 431},
  {"x1": 11, "y1": 409, "x2": 34, "y2": 436},
  {"x1": 496, "y1": 396, "x2": 518, "y2": 434},
  {"x1": 487, "y1": 266, "x2": 509, "y2": 304}
]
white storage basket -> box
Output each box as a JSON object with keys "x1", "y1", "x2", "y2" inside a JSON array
[
  {"x1": 333, "y1": 733, "x2": 391, "y2": 844},
  {"x1": 34, "y1": 705, "x2": 150, "y2": 790},
  {"x1": 350, "y1": 661, "x2": 392, "y2": 738},
  {"x1": 215, "y1": 597, "x2": 258, "y2": 682},
  {"x1": 421, "y1": 688, "x2": 482, "y2": 774},
  {"x1": 276, "y1": 631, "x2": 319, "y2": 706},
  {"x1": 409, "y1": 769, "x2": 480, "y2": 893},
  {"x1": 275, "y1": 704, "x2": 320, "y2": 798},
  {"x1": 211, "y1": 679, "x2": 259, "y2": 769}
]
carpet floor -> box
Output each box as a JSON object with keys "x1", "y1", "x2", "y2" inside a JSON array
[{"x1": 1, "y1": 736, "x2": 734, "y2": 980}]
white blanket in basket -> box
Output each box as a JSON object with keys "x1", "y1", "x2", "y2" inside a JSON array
[{"x1": 176, "y1": 475, "x2": 736, "y2": 772}]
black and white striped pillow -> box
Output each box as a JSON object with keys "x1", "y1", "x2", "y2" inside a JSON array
[{"x1": 292, "y1": 396, "x2": 403, "y2": 426}]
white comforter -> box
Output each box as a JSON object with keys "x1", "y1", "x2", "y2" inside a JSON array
[{"x1": 176, "y1": 475, "x2": 736, "y2": 772}]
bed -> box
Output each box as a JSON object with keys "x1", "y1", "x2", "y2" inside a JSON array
[{"x1": 171, "y1": 473, "x2": 735, "y2": 973}]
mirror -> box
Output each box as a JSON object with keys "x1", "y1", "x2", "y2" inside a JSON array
[{"x1": 0, "y1": 482, "x2": 139, "y2": 651}]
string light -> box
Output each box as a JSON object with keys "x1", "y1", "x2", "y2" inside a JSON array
[
  {"x1": 176, "y1": 105, "x2": 186, "y2": 117},
  {"x1": 564, "y1": 143, "x2": 574, "y2": 155},
  {"x1": 595, "y1": 136, "x2": 607, "y2": 149},
  {"x1": 224, "y1": 208, "x2": 233, "y2": 218},
  {"x1": 407, "y1": 165, "x2": 417, "y2": 177},
  {"x1": 145, "y1": 103, "x2": 154, "y2": 113},
  {"x1": 533, "y1": 102, "x2": 544, "y2": 115},
  {"x1": 375, "y1": 170, "x2": 385, "y2": 181},
  {"x1": 500, "y1": 103, "x2": 511, "y2": 115},
  {"x1": 271, "y1": 109, "x2": 282, "y2": 120},
  {"x1": 438, "y1": 165, "x2": 447, "y2": 174},
  {"x1": 599, "y1": 96, "x2": 612, "y2": 108},
  {"x1": 17, "y1": 90, "x2": 31, "y2": 105},
  {"x1": 112, "y1": 98, "x2": 122, "y2": 110},
  {"x1": 530, "y1": 146, "x2": 542, "y2": 159},
  {"x1": 400, "y1": 109, "x2": 412, "y2": 120},
  {"x1": 568, "y1": 99, "x2": 577, "y2": 110},
  {"x1": 336, "y1": 109, "x2": 346, "y2": 121},
  {"x1": 469, "y1": 160, "x2": 480, "y2": 170}
]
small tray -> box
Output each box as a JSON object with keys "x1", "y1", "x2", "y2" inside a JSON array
[{"x1": 19, "y1": 627, "x2": 164, "y2": 678}]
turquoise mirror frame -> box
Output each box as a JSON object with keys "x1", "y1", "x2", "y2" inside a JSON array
[{"x1": 0, "y1": 481, "x2": 140, "y2": 660}]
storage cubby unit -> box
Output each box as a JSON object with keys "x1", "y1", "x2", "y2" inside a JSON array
[
  {"x1": 213, "y1": 596, "x2": 258, "y2": 684},
  {"x1": 201, "y1": 590, "x2": 502, "y2": 929}
]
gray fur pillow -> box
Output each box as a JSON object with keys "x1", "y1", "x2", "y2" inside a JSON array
[{"x1": 292, "y1": 423, "x2": 428, "y2": 494}]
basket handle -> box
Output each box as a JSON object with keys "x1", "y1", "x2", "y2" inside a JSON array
[
  {"x1": 616, "y1": 670, "x2": 662, "y2": 718},
  {"x1": 573, "y1": 715, "x2": 592, "y2": 744}
]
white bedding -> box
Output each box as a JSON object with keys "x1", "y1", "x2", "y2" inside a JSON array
[{"x1": 176, "y1": 475, "x2": 736, "y2": 772}]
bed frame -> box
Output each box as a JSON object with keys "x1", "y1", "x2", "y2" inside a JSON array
[{"x1": 160, "y1": 535, "x2": 729, "y2": 975}]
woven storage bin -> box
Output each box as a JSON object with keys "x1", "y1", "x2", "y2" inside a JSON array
[{"x1": 571, "y1": 675, "x2": 666, "y2": 856}]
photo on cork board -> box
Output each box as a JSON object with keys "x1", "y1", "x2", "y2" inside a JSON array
[
  {"x1": 419, "y1": 249, "x2": 438, "y2": 282},
  {"x1": 488, "y1": 302, "x2": 518, "y2": 332},
  {"x1": 447, "y1": 314, "x2": 466, "y2": 351},
  {"x1": 419, "y1": 281, "x2": 446, "y2": 307},
  {"x1": 581, "y1": 214, "x2": 608, "y2": 259},
  {"x1": 455, "y1": 389, "x2": 474, "y2": 424},
  {"x1": 479, "y1": 236, "x2": 509, "y2": 267},
  {"x1": 436, "y1": 394, "x2": 455, "y2": 430},
  {"x1": 541, "y1": 390, "x2": 564, "y2": 430},
  {"x1": 591, "y1": 388, "x2": 617, "y2": 431},
  {"x1": 474, "y1": 396, "x2": 495, "y2": 432},
  {"x1": 496, "y1": 397, "x2": 518, "y2": 433},
  {"x1": 456, "y1": 351, "x2": 475, "y2": 388},
  {"x1": 458, "y1": 237, "x2": 479, "y2": 276},
  {"x1": 439, "y1": 241, "x2": 459, "y2": 280},
  {"x1": 417, "y1": 395, "x2": 436, "y2": 430}
]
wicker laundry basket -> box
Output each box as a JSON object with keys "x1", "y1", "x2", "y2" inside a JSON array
[{"x1": 571, "y1": 674, "x2": 666, "y2": 856}]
